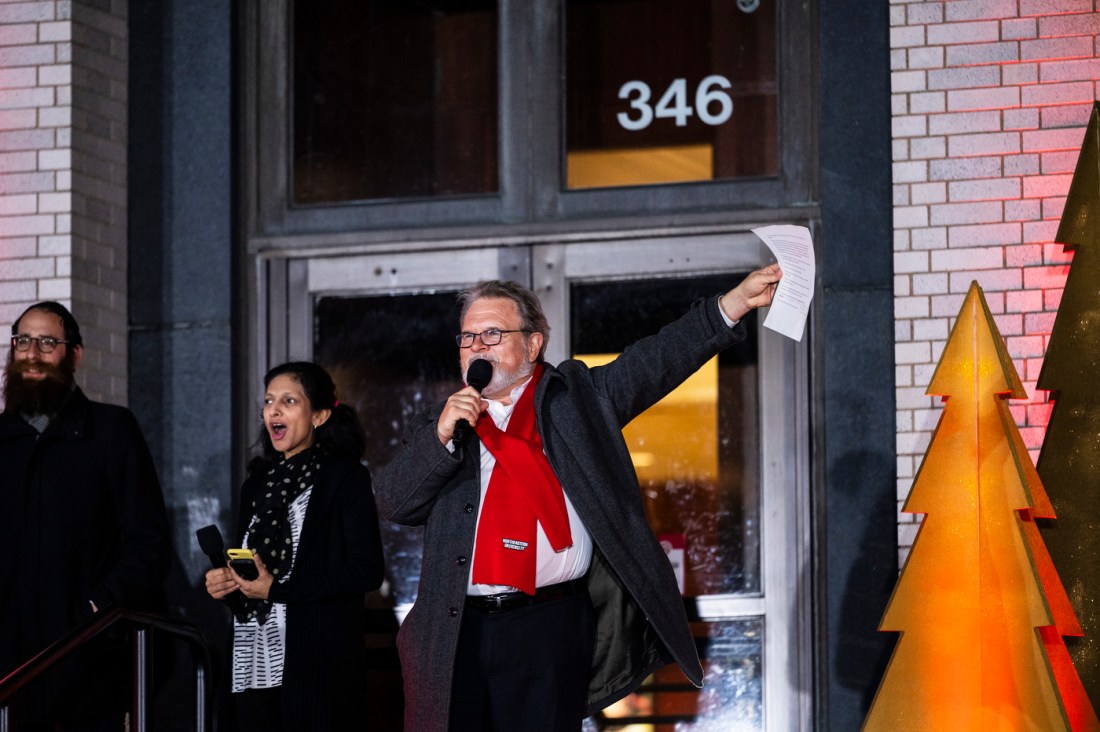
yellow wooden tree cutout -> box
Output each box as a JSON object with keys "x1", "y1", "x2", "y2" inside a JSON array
[{"x1": 864, "y1": 281, "x2": 1099, "y2": 731}]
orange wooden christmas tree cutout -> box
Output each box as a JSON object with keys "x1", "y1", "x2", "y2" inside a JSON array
[{"x1": 864, "y1": 281, "x2": 1099, "y2": 731}]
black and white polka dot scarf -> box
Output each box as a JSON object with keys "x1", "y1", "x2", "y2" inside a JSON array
[{"x1": 237, "y1": 446, "x2": 320, "y2": 624}]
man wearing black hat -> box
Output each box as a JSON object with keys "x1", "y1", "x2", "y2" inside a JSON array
[{"x1": 0, "y1": 302, "x2": 171, "y2": 731}]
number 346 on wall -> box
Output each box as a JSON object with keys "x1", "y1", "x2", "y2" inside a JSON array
[{"x1": 617, "y1": 75, "x2": 734, "y2": 131}]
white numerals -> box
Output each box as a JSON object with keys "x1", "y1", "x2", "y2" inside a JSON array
[
  {"x1": 695, "y1": 75, "x2": 734, "y2": 125},
  {"x1": 617, "y1": 80, "x2": 653, "y2": 131},
  {"x1": 616, "y1": 76, "x2": 734, "y2": 131},
  {"x1": 655, "y1": 78, "x2": 693, "y2": 126}
]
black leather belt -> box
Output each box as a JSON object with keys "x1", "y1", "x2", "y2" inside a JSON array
[{"x1": 465, "y1": 579, "x2": 586, "y2": 614}]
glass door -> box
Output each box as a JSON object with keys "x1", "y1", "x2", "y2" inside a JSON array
[
  {"x1": 535, "y1": 233, "x2": 809, "y2": 731},
  {"x1": 262, "y1": 233, "x2": 809, "y2": 730},
  {"x1": 261, "y1": 246, "x2": 509, "y2": 728}
]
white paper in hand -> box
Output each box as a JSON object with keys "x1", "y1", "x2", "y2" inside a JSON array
[{"x1": 751, "y1": 225, "x2": 815, "y2": 342}]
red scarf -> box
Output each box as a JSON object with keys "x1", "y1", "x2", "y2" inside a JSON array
[{"x1": 472, "y1": 363, "x2": 573, "y2": 595}]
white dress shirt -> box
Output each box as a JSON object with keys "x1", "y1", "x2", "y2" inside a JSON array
[{"x1": 463, "y1": 376, "x2": 594, "y2": 596}]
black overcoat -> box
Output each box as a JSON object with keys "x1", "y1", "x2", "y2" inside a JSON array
[
  {"x1": 0, "y1": 387, "x2": 170, "y2": 723},
  {"x1": 229, "y1": 451, "x2": 385, "y2": 729},
  {"x1": 375, "y1": 295, "x2": 745, "y2": 732}
]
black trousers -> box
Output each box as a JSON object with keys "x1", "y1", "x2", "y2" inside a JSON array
[
  {"x1": 231, "y1": 686, "x2": 283, "y2": 732},
  {"x1": 449, "y1": 591, "x2": 596, "y2": 732}
]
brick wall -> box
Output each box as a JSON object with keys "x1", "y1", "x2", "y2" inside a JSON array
[
  {"x1": 890, "y1": 0, "x2": 1099, "y2": 564},
  {"x1": 0, "y1": 0, "x2": 128, "y2": 407}
]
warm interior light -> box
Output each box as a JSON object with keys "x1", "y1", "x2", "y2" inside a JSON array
[
  {"x1": 566, "y1": 144, "x2": 714, "y2": 189},
  {"x1": 577, "y1": 354, "x2": 718, "y2": 484}
]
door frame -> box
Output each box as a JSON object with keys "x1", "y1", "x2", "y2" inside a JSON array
[
  {"x1": 534, "y1": 232, "x2": 812, "y2": 731},
  {"x1": 254, "y1": 228, "x2": 812, "y2": 730}
]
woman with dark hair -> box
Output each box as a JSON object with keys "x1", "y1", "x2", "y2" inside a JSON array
[{"x1": 204, "y1": 361, "x2": 384, "y2": 731}]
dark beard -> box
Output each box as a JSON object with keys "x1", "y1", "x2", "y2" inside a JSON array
[{"x1": 2, "y1": 353, "x2": 76, "y2": 416}]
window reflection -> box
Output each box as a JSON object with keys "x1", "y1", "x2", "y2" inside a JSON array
[
  {"x1": 570, "y1": 276, "x2": 761, "y2": 596},
  {"x1": 591, "y1": 618, "x2": 764, "y2": 731},
  {"x1": 565, "y1": 0, "x2": 777, "y2": 190},
  {"x1": 293, "y1": 0, "x2": 499, "y2": 203},
  {"x1": 314, "y1": 291, "x2": 461, "y2": 607}
]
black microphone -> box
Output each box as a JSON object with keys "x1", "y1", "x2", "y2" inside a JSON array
[
  {"x1": 197, "y1": 523, "x2": 246, "y2": 614},
  {"x1": 453, "y1": 359, "x2": 493, "y2": 445},
  {"x1": 196, "y1": 524, "x2": 228, "y2": 568}
]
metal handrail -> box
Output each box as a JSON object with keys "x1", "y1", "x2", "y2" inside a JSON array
[{"x1": 0, "y1": 607, "x2": 212, "y2": 732}]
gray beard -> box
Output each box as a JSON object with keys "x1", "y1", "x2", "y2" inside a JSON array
[{"x1": 463, "y1": 356, "x2": 535, "y2": 399}]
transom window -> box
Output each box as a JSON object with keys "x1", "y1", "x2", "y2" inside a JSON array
[{"x1": 249, "y1": 0, "x2": 811, "y2": 234}]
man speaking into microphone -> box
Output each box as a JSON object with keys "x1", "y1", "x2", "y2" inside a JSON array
[{"x1": 375, "y1": 267, "x2": 781, "y2": 732}]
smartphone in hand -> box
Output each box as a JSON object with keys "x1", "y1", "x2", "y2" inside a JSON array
[{"x1": 227, "y1": 548, "x2": 260, "y2": 581}]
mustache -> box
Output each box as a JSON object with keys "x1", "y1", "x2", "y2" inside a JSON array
[
  {"x1": 461, "y1": 354, "x2": 498, "y2": 378},
  {"x1": 11, "y1": 358, "x2": 68, "y2": 381}
]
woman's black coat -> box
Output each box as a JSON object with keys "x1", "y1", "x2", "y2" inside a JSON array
[{"x1": 232, "y1": 451, "x2": 385, "y2": 729}]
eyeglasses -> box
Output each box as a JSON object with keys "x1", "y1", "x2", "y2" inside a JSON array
[
  {"x1": 11, "y1": 335, "x2": 72, "y2": 353},
  {"x1": 455, "y1": 329, "x2": 531, "y2": 348}
]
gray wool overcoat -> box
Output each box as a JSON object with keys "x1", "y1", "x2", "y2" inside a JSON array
[{"x1": 374, "y1": 295, "x2": 745, "y2": 732}]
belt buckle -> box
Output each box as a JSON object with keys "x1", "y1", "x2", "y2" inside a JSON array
[{"x1": 487, "y1": 594, "x2": 506, "y2": 611}]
